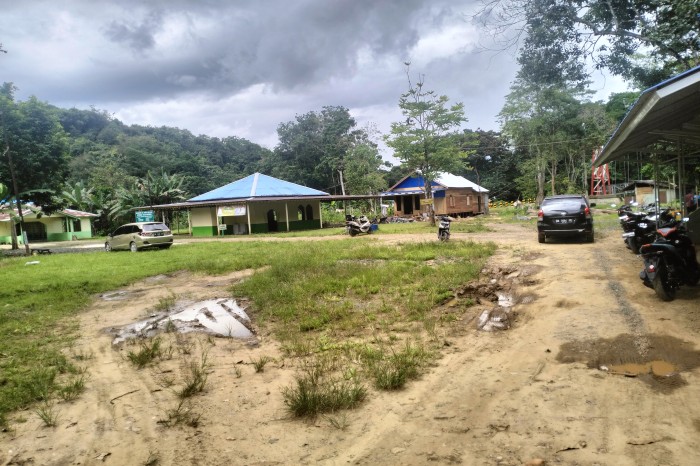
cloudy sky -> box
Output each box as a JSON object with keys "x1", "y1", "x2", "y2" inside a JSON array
[{"x1": 1, "y1": 0, "x2": 626, "y2": 155}]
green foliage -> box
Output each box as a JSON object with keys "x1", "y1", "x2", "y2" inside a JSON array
[
  {"x1": 478, "y1": 0, "x2": 700, "y2": 88},
  {"x1": 35, "y1": 401, "x2": 59, "y2": 427},
  {"x1": 251, "y1": 355, "x2": 275, "y2": 373},
  {"x1": 369, "y1": 342, "x2": 431, "y2": 390},
  {"x1": 126, "y1": 338, "x2": 164, "y2": 369},
  {"x1": 0, "y1": 232, "x2": 494, "y2": 426},
  {"x1": 271, "y1": 106, "x2": 380, "y2": 193},
  {"x1": 282, "y1": 360, "x2": 367, "y2": 417},
  {"x1": 500, "y1": 80, "x2": 616, "y2": 202},
  {"x1": 385, "y1": 67, "x2": 469, "y2": 201},
  {"x1": 0, "y1": 85, "x2": 69, "y2": 210},
  {"x1": 158, "y1": 399, "x2": 200, "y2": 428},
  {"x1": 177, "y1": 352, "x2": 209, "y2": 399}
]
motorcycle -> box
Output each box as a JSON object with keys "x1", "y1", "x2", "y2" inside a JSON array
[
  {"x1": 639, "y1": 218, "x2": 700, "y2": 301},
  {"x1": 621, "y1": 207, "x2": 676, "y2": 254},
  {"x1": 437, "y1": 215, "x2": 453, "y2": 241},
  {"x1": 346, "y1": 214, "x2": 374, "y2": 236}
]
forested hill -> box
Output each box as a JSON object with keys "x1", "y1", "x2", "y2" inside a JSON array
[{"x1": 58, "y1": 107, "x2": 273, "y2": 197}]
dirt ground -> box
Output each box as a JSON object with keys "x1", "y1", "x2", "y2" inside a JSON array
[{"x1": 2, "y1": 219, "x2": 700, "y2": 466}]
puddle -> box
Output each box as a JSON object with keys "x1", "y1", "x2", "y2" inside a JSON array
[
  {"x1": 109, "y1": 298, "x2": 254, "y2": 344},
  {"x1": 603, "y1": 360, "x2": 676, "y2": 377},
  {"x1": 557, "y1": 334, "x2": 700, "y2": 392}
]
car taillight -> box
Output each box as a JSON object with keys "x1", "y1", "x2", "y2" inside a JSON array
[
  {"x1": 141, "y1": 231, "x2": 153, "y2": 237},
  {"x1": 584, "y1": 206, "x2": 591, "y2": 217},
  {"x1": 538, "y1": 209, "x2": 543, "y2": 219}
]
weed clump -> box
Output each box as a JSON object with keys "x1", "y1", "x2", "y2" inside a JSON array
[
  {"x1": 283, "y1": 361, "x2": 366, "y2": 417},
  {"x1": 126, "y1": 338, "x2": 163, "y2": 369}
]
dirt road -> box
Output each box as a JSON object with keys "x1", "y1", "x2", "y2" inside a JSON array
[{"x1": 2, "y1": 220, "x2": 700, "y2": 465}]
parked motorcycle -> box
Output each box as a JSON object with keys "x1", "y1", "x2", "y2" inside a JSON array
[
  {"x1": 437, "y1": 215, "x2": 453, "y2": 241},
  {"x1": 346, "y1": 215, "x2": 374, "y2": 236},
  {"x1": 621, "y1": 207, "x2": 676, "y2": 254},
  {"x1": 639, "y1": 219, "x2": 700, "y2": 301}
]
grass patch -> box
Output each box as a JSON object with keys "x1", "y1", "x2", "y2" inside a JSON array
[
  {"x1": 282, "y1": 359, "x2": 367, "y2": 418},
  {"x1": 0, "y1": 229, "x2": 495, "y2": 426},
  {"x1": 250, "y1": 355, "x2": 274, "y2": 373},
  {"x1": 35, "y1": 401, "x2": 59, "y2": 427},
  {"x1": 126, "y1": 338, "x2": 164, "y2": 369},
  {"x1": 57, "y1": 374, "x2": 88, "y2": 402},
  {"x1": 157, "y1": 399, "x2": 201, "y2": 428},
  {"x1": 177, "y1": 351, "x2": 209, "y2": 399}
]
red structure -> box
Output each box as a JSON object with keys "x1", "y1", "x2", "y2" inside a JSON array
[{"x1": 590, "y1": 147, "x2": 611, "y2": 196}]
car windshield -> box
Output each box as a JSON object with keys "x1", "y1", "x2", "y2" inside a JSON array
[
  {"x1": 142, "y1": 223, "x2": 169, "y2": 232},
  {"x1": 542, "y1": 199, "x2": 584, "y2": 212}
]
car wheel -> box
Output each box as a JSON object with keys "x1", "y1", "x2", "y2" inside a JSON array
[
  {"x1": 105, "y1": 242, "x2": 112, "y2": 252},
  {"x1": 586, "y1": 231, "x2": 594, "y2": 243},
  {"x1": 537, "y1": 232, "x2": 545, "y2": 243},
  {"x1": 129, "y1": 242, "x2": 138, "y2": 253}
]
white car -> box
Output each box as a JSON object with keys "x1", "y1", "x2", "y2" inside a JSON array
[{"x1": 105, "y1": 222, "x2": 173, "y2": 252}]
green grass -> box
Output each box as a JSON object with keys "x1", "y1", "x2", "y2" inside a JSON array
[{"x1": 0, "y1": 232, "x2": 495, "y2": 426}]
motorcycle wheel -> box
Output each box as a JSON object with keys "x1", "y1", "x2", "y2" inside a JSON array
[
  {"x1": 652, "y1": 261, "x2": 676, "y2": 301},
  {"x1": 349, "y1": 228, "x2": 358, "y2": 237},
  {"x1": 438, "y1": 230, "x2": 449, "y2": 242}
]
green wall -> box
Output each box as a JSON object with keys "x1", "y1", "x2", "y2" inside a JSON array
[{"x1": 192, "y1": 220, "x2": 321, "y2": 236}]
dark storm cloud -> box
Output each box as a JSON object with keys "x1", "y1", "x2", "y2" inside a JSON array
[
  {"x1": 3, "y1": 0, "x2": 456, "y2": 104},
  {"x1": 104, "y1": 10, "x2": 164, "y2": 52},
  {"x1": 1, "y1": 0, "x2": 558, "y2": 147}
]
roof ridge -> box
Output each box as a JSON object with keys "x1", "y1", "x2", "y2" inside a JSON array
[{"x1": 250, "y1": 172, "x2": 260, "y2": 197}]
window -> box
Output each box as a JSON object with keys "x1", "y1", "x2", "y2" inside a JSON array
[
  {"x1": 306, "y1": 205, "x2": 313, "y2": 221},
  {"x1": 72, "y1": 219, "x2": 82, "y2": 232},
  {"x1": 449, "y1": 195, "x2": 455, "y2": 207},
  {"x1": 297, "y1": 205, "x2": 305, "y2": 221},
  {"x1": 396, "y1": 197, "x2": 402, "y2": 211}
]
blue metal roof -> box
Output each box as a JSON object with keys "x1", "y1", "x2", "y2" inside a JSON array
[
  {"x1": 189, "y1": 173, "x2": 330, "y2": 202},
  {"x1": 383, "y1": 172, "x2": 488, "y2": 195}
]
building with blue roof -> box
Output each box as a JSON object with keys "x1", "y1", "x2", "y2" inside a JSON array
[
  {"x1": 183, "y1": 173, "x2": 330, "y2": 236},
  {"x1": 384, "y1": 172, "x2": 489, "y2": 217}
]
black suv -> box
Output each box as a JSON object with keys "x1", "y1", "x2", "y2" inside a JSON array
[{"x1": 537, "y1": 195, "x2": 595, "y2": 243}]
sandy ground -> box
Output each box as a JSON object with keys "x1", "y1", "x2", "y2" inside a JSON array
[{"x1": 2, "y1": 219, "x2": 700, "y2": 466}]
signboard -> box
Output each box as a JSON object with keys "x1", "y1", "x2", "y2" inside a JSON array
[
  {"x1": 218, "y1": 205, "x2": 246, "y2": 216},
  {"x1": 218, "y1": 224, "x2": 228, "y2": 231},
  {"x1": 135, "y1": 210, "x2": 155, "y2": 222},
  {"x1": 420, "y1": 198, "x2": 434, "y2": 206}
]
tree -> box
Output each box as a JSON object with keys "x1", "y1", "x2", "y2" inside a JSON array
[
  {"x1": 458, "y1": 130, "x2": 520, "y2": 200},
  {"x1": 109, "y1": 171, "x2": 188, "y2": 225},
  {"x1": 384, "y1": 66, "x2": 468, "y2": 223},
  {"x1": 273, "y1": 106, "x2": 362, "y2": 192},
  {"x1": 0, "y1": 84, "x2": 69, "y2": 252},
  {"x1": 476, "y1": 0, "x2": 700, "y2": 88},
  {"x1": 499, "y1": 79, "x2": 611, "y2": 203}
]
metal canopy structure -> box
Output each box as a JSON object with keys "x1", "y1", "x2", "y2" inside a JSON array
[
  {"x1": 594, "y1": 65, "x2": 700, "y2": 244},
  {"x1": 595, "y1": 65, "x2": 700, "y2": 166}
]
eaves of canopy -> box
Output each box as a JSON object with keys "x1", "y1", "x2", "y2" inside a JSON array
[{"x1": 594, "y1": 65, "x2": 700, "y2": 167}]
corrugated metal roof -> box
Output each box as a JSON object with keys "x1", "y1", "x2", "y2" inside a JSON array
[
  {"x1": 384, "y1": 172, "x2": 488, "y2": 195},
  {"x1": 0, "y1": 208, "x2": 98, "y2": 222},
  {"x1": 596, "y1": 64, "x2": 700, "y2": 166},
  {"x1": 435, "y1": 173, "x2": 489, "y2": 192},
  {"x1": 189, "y1": 173, "x2": 330, "y2": 202}
]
